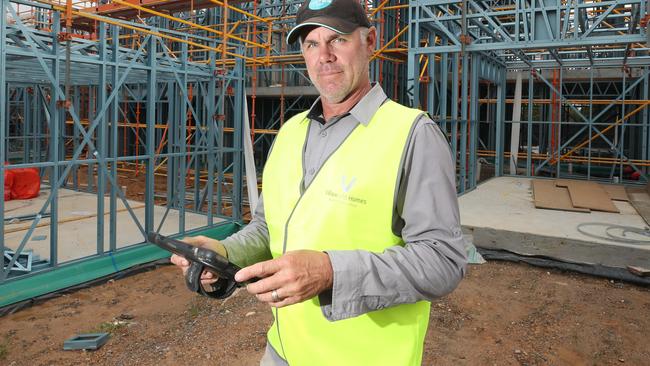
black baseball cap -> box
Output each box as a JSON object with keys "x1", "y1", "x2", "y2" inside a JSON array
[{"x1": 286, "y1": 0, "x2": 371, "y2": 45}]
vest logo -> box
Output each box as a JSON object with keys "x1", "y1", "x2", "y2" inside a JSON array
[
  {"x1": 341, "y1": 176, "x2": 356, "y2": 193},
  {"x1": 325, "y1": 176, "x2": 366, "y2": 206}
]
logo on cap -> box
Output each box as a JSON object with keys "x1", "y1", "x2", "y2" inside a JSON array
[{"x1": 308, "y1": 0, "x2": 333, "y2": 10}]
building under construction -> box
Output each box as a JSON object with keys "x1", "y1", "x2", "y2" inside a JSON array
[{"x1": 1, "y1": 0, "x2": 649, "y2": 316}]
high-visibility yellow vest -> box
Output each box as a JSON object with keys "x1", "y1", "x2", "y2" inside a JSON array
[{"x1": 262, "y1": 100, "x2": 430, "y2": 366}]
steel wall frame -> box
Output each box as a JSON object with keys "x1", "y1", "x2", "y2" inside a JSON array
[
  {"x1": 408, "y1": 0, "x2": 649, "y2": 190},
  {"x1": 3, "y1": 0, "x2": 649, "y2": 306},
  {"x1": 1, "y1": 0, "x2": 247, "y2": 301},
  {"x1": 1, "y1": 0, "x2": 7, "y2": 275}
]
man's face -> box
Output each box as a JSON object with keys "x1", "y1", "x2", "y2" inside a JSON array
[{"x1": 301, "y1": 26, "x2": 375, "y2": 104}]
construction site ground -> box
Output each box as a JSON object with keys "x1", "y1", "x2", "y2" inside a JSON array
[{"x1": 1, "y1": 260, "x2": 649, "y2": 365}]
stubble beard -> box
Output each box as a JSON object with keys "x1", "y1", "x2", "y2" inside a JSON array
[
  {"x1": 311, "y1": 62, "x2": 368, "y2": 104},
  {"x1": 311, "y1": 67, "x2": 350, "y2": 104},
  {"x1": 315, "y1": 81, "x2": 350, "y2": 104}
]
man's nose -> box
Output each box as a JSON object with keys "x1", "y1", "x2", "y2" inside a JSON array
[{"x1": 318, "y1": 44, "x2": 335, "y2": 63}]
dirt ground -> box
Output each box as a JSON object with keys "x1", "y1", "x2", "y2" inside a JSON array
[{"x1": 1, "y1": 261, "x2": 649, "y2": 366}]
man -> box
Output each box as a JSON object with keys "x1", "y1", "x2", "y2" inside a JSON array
[{"x1": 172, "y1": 0, "x2": 467, "y2": 364}]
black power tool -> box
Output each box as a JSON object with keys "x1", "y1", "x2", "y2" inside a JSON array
[{"x1": 147, "y1": 232, "x2": 254, "y2": 299}]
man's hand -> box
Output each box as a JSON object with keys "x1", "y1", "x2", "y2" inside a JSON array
[
  {"x1": 235, "y1": 250, "x2": 333, "y2": 308},
  {"x1": 169, "y1": 235, "x2": 227, "y2": 287}
]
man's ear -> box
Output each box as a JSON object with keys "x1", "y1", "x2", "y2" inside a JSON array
[{"x1": 366, "y1": 27, "x2": 377, "y2": 54}]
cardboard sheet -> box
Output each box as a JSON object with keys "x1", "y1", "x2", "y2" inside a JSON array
[
  {"x1": 555, "y1": 180, "x2": 619, "y2": 213},
  {"x1": 628, "y1": 188, "x2": 650, "y2": 226},
  {"x1": 532, "y1": 180, "x2": 590, "y2": 213},
  {"x1": 602, "y1": 184, "x2": 629, "y2": 202}
]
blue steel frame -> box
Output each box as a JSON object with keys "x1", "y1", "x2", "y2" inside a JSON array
[
  {"x1": 1, "y1": 0, "x2": 7, "y2": 279},
  {"x1": 408, "y1": 0, "x2": 649, "y2": 191},
  {"x1": 2, "y1": 0, "x2": 649, "y2": 302},
  {"x1": 1, "y1": 0, "x2": 247, "y2": 286}
]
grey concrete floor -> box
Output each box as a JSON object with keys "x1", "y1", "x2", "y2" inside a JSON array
[
  {"x1": 4, "y1": 188, "x2": 220, "y2": 264},
  {"x1": 459, "y1": 177, "x2": 650, "y2": 269}
]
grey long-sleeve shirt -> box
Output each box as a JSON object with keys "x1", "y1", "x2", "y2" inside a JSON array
[{"x1": 221, "y1": 83, "x2": 467, "y2": 322}]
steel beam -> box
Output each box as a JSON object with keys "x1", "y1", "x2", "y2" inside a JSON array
[{"x1": 0, "y1": 0, "x2": 7, "y2": 262}]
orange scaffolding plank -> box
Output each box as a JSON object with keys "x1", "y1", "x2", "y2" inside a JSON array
[{"x1": 71, "y1": 0, "x2": 245, "y2": 30}]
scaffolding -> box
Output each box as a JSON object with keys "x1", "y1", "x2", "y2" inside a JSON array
[
  {"x1": 1, "y1": 0, "x2": 250, "y2": 306},
  {"x1": 1, "y1": 0, "x2": 649, "y2": 306}
]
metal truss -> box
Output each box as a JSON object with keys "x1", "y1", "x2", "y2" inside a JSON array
[{"x1": 408, "y1": 0, "x2": 648, "y2": 67}]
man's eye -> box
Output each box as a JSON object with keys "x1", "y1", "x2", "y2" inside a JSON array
[{"x1": 333, "y1": 38, "x2": 346, "y2": 44}]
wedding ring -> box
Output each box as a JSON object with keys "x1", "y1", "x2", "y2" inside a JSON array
[{"x1": 271, "y1": 289, "x2": 280, "y2": 302}]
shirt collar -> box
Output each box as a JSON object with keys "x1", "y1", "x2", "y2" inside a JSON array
[{"x1": 302, "y1": 83, "x2": 388, "y2": 126}]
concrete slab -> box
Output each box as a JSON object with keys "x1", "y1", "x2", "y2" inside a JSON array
[
  {"x1": 459, "y1": 177, "x2": 650, "y2": 269},
  {"x1": 4, "y1": 189, "x2": 224, "y2": 264}
]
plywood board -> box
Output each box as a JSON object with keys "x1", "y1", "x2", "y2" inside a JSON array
[
  {"x1": 602, "y1": 185, "x2": 629, "y2": 201},
  {"x1": 532, "y1": 180, "x2": 590, "y2": 213},
  {"x1": 555, "y1": 180, "x2": 619, "y2": 213}
]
